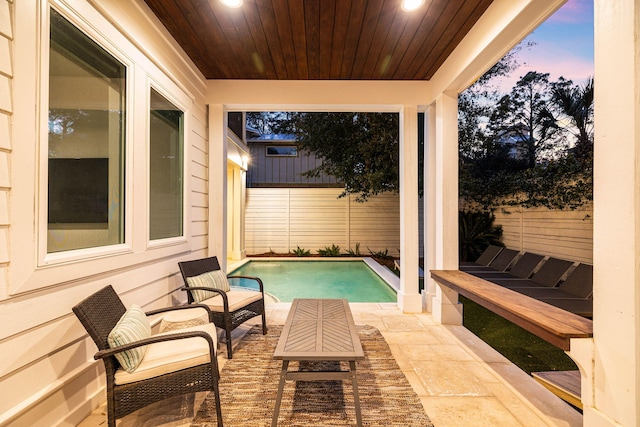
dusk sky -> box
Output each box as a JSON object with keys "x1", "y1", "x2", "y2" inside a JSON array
[{"x1": 497, "y1": 0, "x2": 594, "y2": 92}]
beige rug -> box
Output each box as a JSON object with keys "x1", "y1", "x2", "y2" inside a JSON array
[{"x1": 192, "y1": 325, "x2": 434, "y2": 426}]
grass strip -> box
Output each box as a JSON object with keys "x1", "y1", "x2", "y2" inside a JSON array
[{"x1": 460, "y1": 295, "x2": 578, "y2": 374}]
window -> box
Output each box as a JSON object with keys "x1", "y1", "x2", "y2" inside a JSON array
[
  {"x1": 47, "y1": 9, "x2": 126, "y2": 253},
  {"x1": 266, "y1": 146, "x2": 298, "y2": 157},
  {"x1": 149, "y1": 88, "x2": 184, "y2": 240}
]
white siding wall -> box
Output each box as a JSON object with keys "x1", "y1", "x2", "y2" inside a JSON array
[
  {"x1": 494, "y1": 203, "x2": 593, "y2": 264},
  {"x1": 245, "y1": 188, "x2": 417, "y2": 257},
  {"x1": 0, "y1": 0, "x2": 12, "y2": 303},
  {"x1": 0, "y1": 1, "x2": 209, "y2": 425}
]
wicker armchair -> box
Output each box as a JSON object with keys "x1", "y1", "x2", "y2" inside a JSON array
[
  {"x1": 178, "y1": 256, "x2": 267, "y2": 359},
  {"x1": 72, "y1": 285, "x2": 223, "y2": 427}
]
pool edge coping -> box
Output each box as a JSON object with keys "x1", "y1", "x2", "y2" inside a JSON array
[{"x1": 227, "y1": 257, "x2": 401, "y2": 294}]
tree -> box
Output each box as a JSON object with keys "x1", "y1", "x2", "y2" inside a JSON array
[
  {"x1": 458, "y1": 42, "x2": 532, "y2": 162},
  {"x1": 458, "y1": 48, "x2": 530, "y2": 210},
  {"x1": 552, "y1": 77, "x2": 594, "y2": 160},
  {"x1": 489, "y1": 71, "x2": 562, "y2": 168},
  {"x1": 459, "y1": 61, "x2": 593, "y2": 211},
  {"x1": 246, "y1": 111, "x2": 290, "y2": 134},
  {"x1": 276, "y1": 112, "x2": 399, "y2": 201}
]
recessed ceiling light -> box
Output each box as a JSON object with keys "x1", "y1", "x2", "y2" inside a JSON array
[
  {"x1": 220, "y1": 0, "x2": 242, "y2": 8},
  {"x1": 401, "y1": 0, "x2": 425, "y2": 12}
]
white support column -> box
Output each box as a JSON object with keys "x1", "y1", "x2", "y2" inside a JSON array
[
  {"x1": 423, "y1": 105, "x2": 437, "y2": 313},
  {"x1": 398, "y1": 105, "x2": 421, "y2": 313},
  {"x1": 233, "y1": 166, "x2": 246, "y2": 259},
  {"x1": 226, "y1": 165, "x2": 244, "y2": 260},
  {"x1": 431, "y1": 93, "x2": 462, "y2": 325},
  {"x1": 586, "y1": 2, "x2": 640, "y2": 426},
  {"x1": 208, "y1": 105, "x2": 228, "y2": 270}
]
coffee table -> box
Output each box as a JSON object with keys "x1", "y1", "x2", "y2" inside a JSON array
[{"x1": 271, "y1": 298, "x2": 365, "y2": 427}]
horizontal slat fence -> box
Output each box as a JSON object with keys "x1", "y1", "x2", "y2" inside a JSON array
[
  {"x1": 245, "y1": 188, "x2": 406, "y2": 256},
  {"x1": 246, "y1": 189, "x2": 593, "y2": 264},
  {"x1": 493, "y1": 203, "x2": 593, "y2": 264}
]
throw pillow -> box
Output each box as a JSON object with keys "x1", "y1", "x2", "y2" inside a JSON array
[
  {"x1": 186, "y1": 270, "x2": 230, "y2": 302},
  {"x1": 107, "y1": 304, "x2": 152, "y2": 373}
]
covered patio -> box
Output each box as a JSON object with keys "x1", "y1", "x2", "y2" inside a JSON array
[
  {"x1": 1, "y1": 1, "x2": 638, "y2": 426},
  {"x1": 79, "y1": 301, "x2": 581, "y2": 426}
]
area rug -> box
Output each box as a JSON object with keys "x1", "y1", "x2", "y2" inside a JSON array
[{"x1": 191, "y1": 325, "x2": 434, "y2": 426}]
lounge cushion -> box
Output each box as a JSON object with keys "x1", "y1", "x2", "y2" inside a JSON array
[
  {"x1": 187, "y1": 270, "x2": 231, "y2": 302},
  {"x1": 200, "y1": 288, "x2": 263, "y2": 312},
  {"x1": 107, "y1": 305, "x2": 152, "y2": 373},
  {"x1": 114, "y1": 322, "x2": 217, "y2": 385},
  {"x1": 159, "y1": 307, "x2": 209, "y2": 332}
]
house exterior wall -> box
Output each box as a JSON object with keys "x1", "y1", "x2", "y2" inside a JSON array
[
  {"x1": 0, "y1": 0, "x2": 12, "y2": 303},
  {"x1": 0, "y1": 1, "x2": 209, "y2": 425},
  {"x1": 244, "y1": 188, "x2": 424, "y2": 258},
  {"x1": 0, "y1": 0, "x2": 635, "y2": 425},
  {"x1": 247, "y1": 142, "x2": 340, "y2": 187},
  {"x1": 493, "y1": 203, "x2": 593, "y2": 264}
]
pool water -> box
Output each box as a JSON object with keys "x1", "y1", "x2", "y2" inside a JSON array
[{"x1": 229, "y1": 260, "x2": 397, "y2": 302}]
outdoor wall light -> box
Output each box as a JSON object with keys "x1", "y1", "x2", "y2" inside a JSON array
[
  {"x1": 401, "y1": 0, "x2": 425, "y2": 12},
  {"x1": 220, "y1": 0, "x2": 242, "y2": 8}
]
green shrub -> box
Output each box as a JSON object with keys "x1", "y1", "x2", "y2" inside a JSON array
[
  {"x1": 317, "y1": 244, "x2": 341, "y2": 256},
  {"x1": 368, "y1": 247, "x2": 392, "y2": 259},
  {"x1": 459, "y1": 210, "x2": 503, "y2": 262},
  {"x1": 346, "y1": 243, "x2": 362, "y2": 256},
  {"x1": 292, "y1": 246, "x2": 311, "y2": 256}
]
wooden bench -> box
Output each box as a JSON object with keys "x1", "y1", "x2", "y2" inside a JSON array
[
  {"x1": 532, "y1": 370, "x2": 582, "y2": 409},
  {"x1": 430, "y1": 270, "x2": 593, "y2": 408},
  {"x1": 430, "y1": 270, "x2": 593, "y2": 351}
]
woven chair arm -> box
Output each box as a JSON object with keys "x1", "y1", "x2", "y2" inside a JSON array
[
  {"x1": 145, "y1": 303, "x2": 211, "y2": 317},
  {"x1": 227, "y1": 275, "x2": 265, "y2": 293},
  {"x1": 180, "y1": 286, "x2": 230, "y2": 311},
  {"x1": 180, "y1": 286, "x2": 226, "y2": 296},
  {"x1": 94, "y1": 330, "x2": 215, "y2": 360}
]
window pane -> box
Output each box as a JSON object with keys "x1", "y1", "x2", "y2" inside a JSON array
[
  {"x1": 48, "y1": 9, "x2": 126, "y2": 253},
  {"x1": 149, "y1": 89, "x2": 184, "y2": 240},
  {"x1": 266, "y1": 146, "x2": 298, "y2": 157}
]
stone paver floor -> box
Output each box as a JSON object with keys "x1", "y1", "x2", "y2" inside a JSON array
[{"x1": 79, "y1": 302, "x2": 582, "y2": 427}]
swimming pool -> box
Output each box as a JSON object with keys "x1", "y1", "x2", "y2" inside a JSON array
[{"x1": 229, "y1": 259, "x2": 397, "y2": 302}]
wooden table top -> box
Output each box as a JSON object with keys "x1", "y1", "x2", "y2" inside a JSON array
[{"x1": 274, "y1": 299, "x2": 364, "y2": 361}]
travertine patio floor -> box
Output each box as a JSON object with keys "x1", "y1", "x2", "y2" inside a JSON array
[{"x1": 79, "y1": 302, "x2": 582, "y2": 427}]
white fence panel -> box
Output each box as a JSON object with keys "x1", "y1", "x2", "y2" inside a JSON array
[
  {"x1": 245, "y1": 188, "x2": 406, "y2": 256},
  {"x1": 494, "y1": 203, "x2": 593, "y2": 264}
]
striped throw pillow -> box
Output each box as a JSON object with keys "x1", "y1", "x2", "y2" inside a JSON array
[
  {"x1": 107, "y1": 305, "x2": 152, "y2": 373},
  {"x1": 186, "y1": 270, "x2": 231, "y2": 302}
]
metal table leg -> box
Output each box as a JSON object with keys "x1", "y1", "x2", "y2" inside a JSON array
[
  {"x1": 350, "y1": 360, "x2": 363, "y2": 427},
  {"x1": 271, "y1": 360, "x2": 289, "y2": 427}
]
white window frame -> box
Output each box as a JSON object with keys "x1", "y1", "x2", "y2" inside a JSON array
[
  {"x1": 38, "y1": 3, "x2": 134, "y2": 266},
  {"x1": 147, "y1": 80, "x2": 190, "y2": 248},
  {"x1": 10, "y1": 1, "x2": 197, "y2": 295},
  {"x1": 265, "y1": 145, "x2": 298, "y2": 157}
]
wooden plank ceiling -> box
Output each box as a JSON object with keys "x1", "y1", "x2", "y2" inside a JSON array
[{"x1": 143, "y1": 0, "x2": 493, "y2": 80}]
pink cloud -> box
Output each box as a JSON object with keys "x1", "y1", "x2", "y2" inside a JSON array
[
  {"x1": 496, "y1": 55, "x2": 593, "y2": 93},
  {"x1": 547, "y1": 0, "x2": 593, "y2": 24}
]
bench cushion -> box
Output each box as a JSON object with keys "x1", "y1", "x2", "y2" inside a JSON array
[
  {"x1": 200, "y1": 288, "x2": 263, "y2": 312},
  {"x1": 114, "y1": 322, "x2": 217, "y2": 385}
]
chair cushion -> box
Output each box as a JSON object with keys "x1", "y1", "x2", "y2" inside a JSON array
[
  {"x1": 187, "y1": 270, "x2": 231, "y2": 302},
  {"x1": 114, "y1": 323, "x2": 217, "y2": 385},
  {"x1": 200, "y1": 288, "x2": 263, "y2": 312},
  {"x1": 107, "y1": 305, "x2": 152, "y2": 373},
  {"x1": 159, "y1": 308, "x2": 209, "y2": 332}
]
